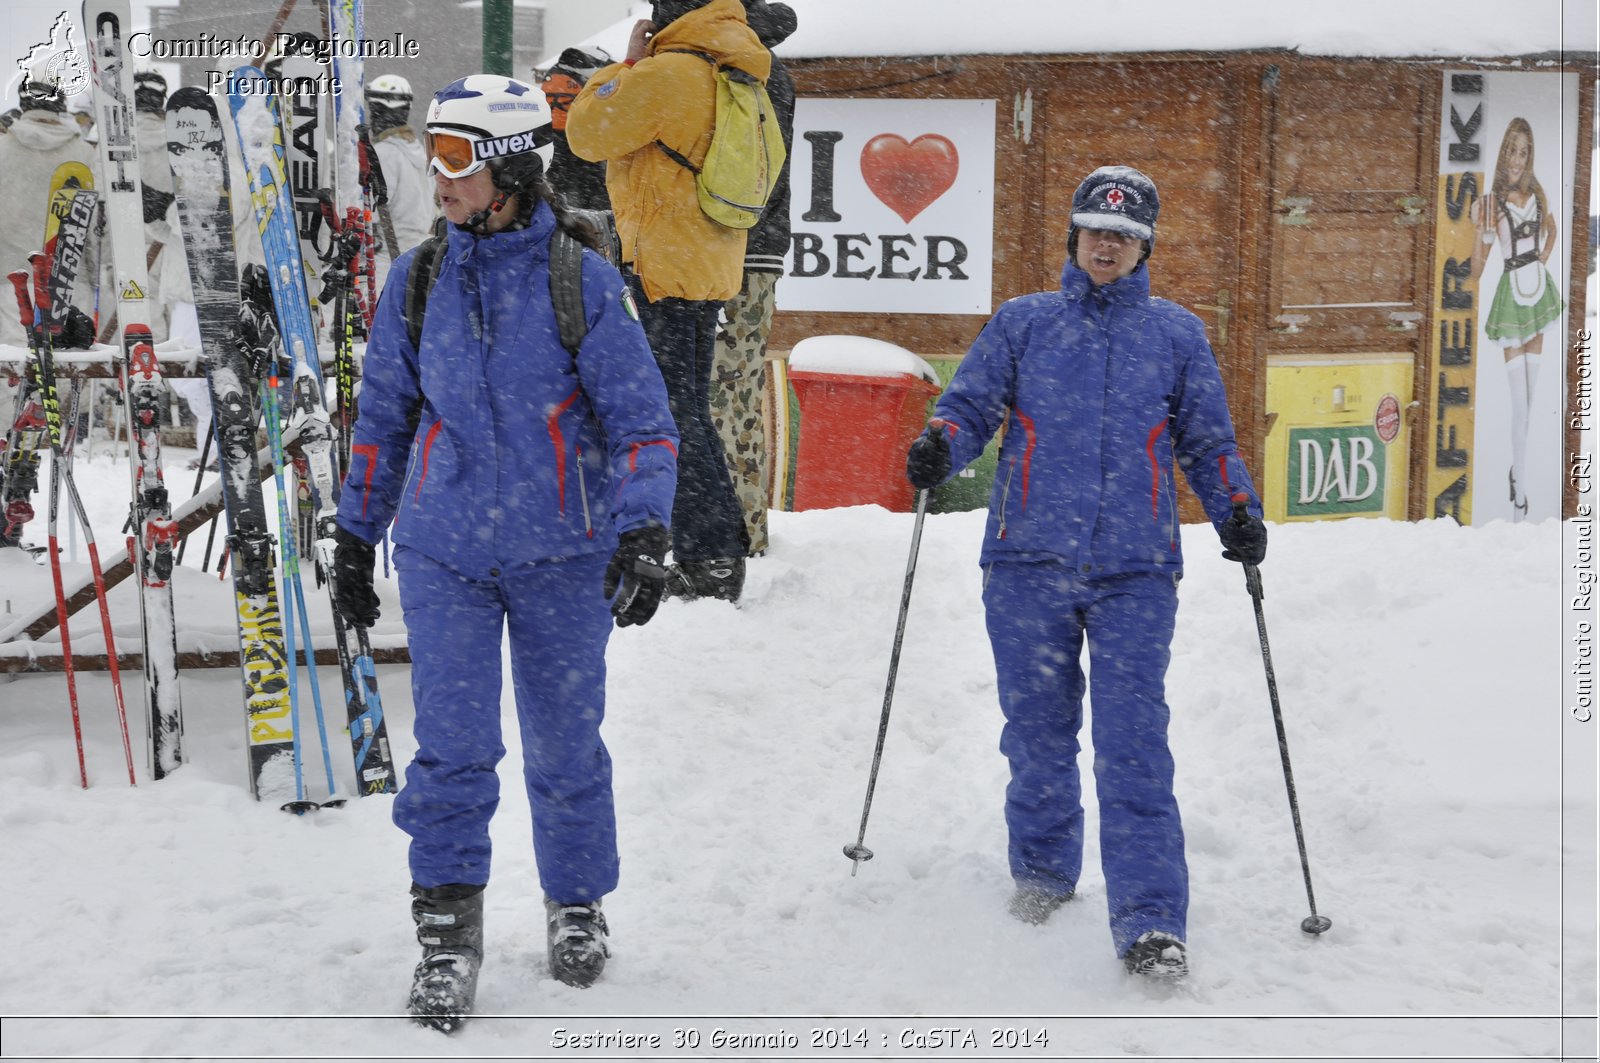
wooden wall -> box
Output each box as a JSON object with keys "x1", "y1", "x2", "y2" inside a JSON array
[{"x1": 777, "y1": 50, "x2": 1597, "y2": 520}]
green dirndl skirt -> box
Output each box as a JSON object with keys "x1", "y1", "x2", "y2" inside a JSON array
[{"x1": 1483, "y1": 266, "x2": 1565, "y2": 343}]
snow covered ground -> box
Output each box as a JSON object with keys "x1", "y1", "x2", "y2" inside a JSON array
[{"x1": 0, "y1": 442, "x2": 1593, "y2": 1061}]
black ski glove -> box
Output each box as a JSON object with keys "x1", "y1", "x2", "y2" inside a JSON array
[
  {"x1": 1220, "y1": 501, "x2": 1268, "y2": 566},
  {"x1": 604, "y1": 525, "x2": 669, "y2": 628},
  {"x1": 905, "y1": 423, "x2": 952, "y2": 490},
  {"x1": 332, "y1": 526, "x2": 381, "y2": 627},
  {"x1": 58, "y1": 306, "x2": 96, "y2": 349}
]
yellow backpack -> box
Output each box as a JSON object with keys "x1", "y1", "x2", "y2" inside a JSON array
[{"x1": 655, "y1": 50, "x2": 786, "y2": 230}]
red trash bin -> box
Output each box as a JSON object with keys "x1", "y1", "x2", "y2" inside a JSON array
[{"x1": 787, "y1": 336, "x2": 942, "y2": 512}]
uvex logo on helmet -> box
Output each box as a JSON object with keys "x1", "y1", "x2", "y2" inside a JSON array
[{"x1": 472, "y1": 128, "x2": 553, "y2": 162}]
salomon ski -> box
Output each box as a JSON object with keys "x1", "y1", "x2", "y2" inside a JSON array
[
  {"x1": 84, "y1": 0, "x2": 184, "y2": 778},
  {"x1": 3, "y1": 161, "x2": 91, "y2": 550},
  {"x1": 166, "y1": 86, "x2": 299, "y2": 803}
]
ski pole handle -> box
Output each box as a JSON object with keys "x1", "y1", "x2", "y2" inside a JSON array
[
  {"x1": 7, "y1": 270, "x2": 33, "y2": 334},
  {"x1": 1230, "y1": 494, "x2": 1264, "y2": 600},
  {"x1": 28, "y1": 251, "x2": 52, "y2": 334},
  {"x1": 315, "y1": 189, "x2": 343, "y2": 232}
]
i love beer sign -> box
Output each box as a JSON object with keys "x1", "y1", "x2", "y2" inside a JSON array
[{"x1": 784, "y1": 97, "x2": 996, "y2": 314}]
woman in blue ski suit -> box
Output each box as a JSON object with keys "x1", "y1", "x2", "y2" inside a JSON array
[
  {"x1": 906, "y1": 166, "x2": 1269, "y2": 979},
  {"x1": 331, "y1": 76, "x2": 678, "y2": 1027}
]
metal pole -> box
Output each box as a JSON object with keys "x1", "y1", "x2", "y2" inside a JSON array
[
  {"x1": 482, "y1": 0, "x2": 514, "y2": 77},
  {"x1": 843, "y1": 489, "x2": 930, "y2": 876}
]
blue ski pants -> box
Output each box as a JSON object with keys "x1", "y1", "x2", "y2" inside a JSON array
[
  {"x1": 982, "y1": 561, "x2": 1188, "y2": 955},
  {"x1": 628, "y1": 274, "x2": 748, "y2": 563},
  {"x1": 392, "y1": 547, "x2": 619, "y2": 903}
]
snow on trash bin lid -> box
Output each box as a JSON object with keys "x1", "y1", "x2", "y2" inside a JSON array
[{"x1": 788, "y1": 335, "x2": 941, "y2": 386}]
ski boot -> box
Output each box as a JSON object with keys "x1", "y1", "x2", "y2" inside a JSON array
[
  {"x1": 663, "y1": 556, "x2": 744, "y2": 604},
  {"x1": 545, "y1": 897, "x2": 610, "y2": 988},
  {"x1": 1122, "y1": 930, "x2": 1188, "y2": 979},
  {"x1": 1007, "y1": 884, "x2": 1074, "y2": 925},
  {"x1": 408, "y1": 883, "x2": 484, "y2": 1033}
]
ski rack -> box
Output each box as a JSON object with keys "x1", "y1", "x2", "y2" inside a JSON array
[{"x1": 0, "y1": 345, "x2": 410, "y2": 675}]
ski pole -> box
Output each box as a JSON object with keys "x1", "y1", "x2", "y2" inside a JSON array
[
  {"x1": 264, "y1": 376, "x2": 316, "y2": 815},
  {"x1": 1230, "y1": 498, "x2": 1331, "y2": 936},
  {"x1": 178, "y1": 418, "x2": 215, "y2": 567},
  {"x1": 12, "y1": 267, "x2": 87, "y2": 789},
  {"x1": 844, "y1": 488, "x2": 930, "y2": 876}
]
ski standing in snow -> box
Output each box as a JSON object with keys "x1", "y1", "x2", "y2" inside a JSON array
[
  {"x1": 166, "y1": 86, "x2": 302, "y2": 805},
  {"x1": 332, "y1": 74, "x2": 678, "y2": 1032},
  {"x1": 84, "y1": 0, "x2": 185, "y2": 781},
  {"x1": 903, "y1": 165, "x2": 1272, "y2": 981}
]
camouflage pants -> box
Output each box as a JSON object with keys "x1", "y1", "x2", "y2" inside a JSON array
[{"x1": 713, "y1": 271, "x2": 778, "y2": 555}]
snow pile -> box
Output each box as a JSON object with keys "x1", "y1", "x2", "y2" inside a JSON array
[{"x1": 790, "y1": 335, "x2": 941, "y2": 383}]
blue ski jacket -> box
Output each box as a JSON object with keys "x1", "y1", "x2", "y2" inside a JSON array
[
  {"x1": 336, "y1": 203, "x2": 679, "y2": 580},
  {"x1": 929, "y1": 261, "x2": 1259, "y2": 577}
]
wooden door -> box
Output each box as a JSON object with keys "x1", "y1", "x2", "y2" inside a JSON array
[{"x1": 1264, "y1": 63, "x2": 1434, "y2": 350}]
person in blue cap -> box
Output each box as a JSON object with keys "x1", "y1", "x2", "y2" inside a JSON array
[{"x1": 905, "y1": 165, "x2": 1268, "y2": 981}]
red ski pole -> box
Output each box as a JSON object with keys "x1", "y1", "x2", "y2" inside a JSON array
[{"x1": 13, "y1": 265, "x2": 87, "y2": 788}]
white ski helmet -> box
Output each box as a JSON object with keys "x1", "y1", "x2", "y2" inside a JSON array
[
  {"x1": 425, "y1": 74, "x2": 555, "y2": 185},
  {"x1": 367, "y1": 73, "x2": 413, "y2": 110}
]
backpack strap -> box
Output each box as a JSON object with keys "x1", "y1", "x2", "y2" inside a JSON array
[
  {"x1": 654, "y1": 49, "x2": 719, "y2": 173},
  {"x1": 402, "y1": 235, "x2": 446, "y2": 352},
  {"x1": 549, "y1": 226, "x2": 589, "y2": 356},
  {"x1": 401, "y1": 225, "x2": 589, "y2": 358}
]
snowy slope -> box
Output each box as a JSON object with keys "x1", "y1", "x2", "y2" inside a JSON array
[{"x1": 0, "y1": 446, "x2": 1592, "y2": 1060}]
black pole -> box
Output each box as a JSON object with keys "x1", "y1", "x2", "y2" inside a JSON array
[
  {"x1": 843, "y1": 489, "x2": 929, "y2": 876},
  {"x1": 179, "y1": 419, "x2": 215, "y2": 568},
  {"x1": 1232, "y1": 499, "x2": 1332, "y2": 936}
]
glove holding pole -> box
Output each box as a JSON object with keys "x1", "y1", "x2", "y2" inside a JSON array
[
  {"x1": 1228, "y1": 495, "x2": 1331, "y2": 936},
  {"x1": 332, "y1": 525, "x2": 381, "y2": 628},
  {"x1": 1220, "y1": 495, "x2": 1268, "y2": 567},
  {"x1": 905, "y1": 419, "x2": 953, "y2": 491}
]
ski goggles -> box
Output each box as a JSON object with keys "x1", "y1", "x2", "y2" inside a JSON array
[
  {"x1": 427, "y1": 130, "x2": 488, "y2": 179},
  {"x1": 427, "y1": 125, "x2": 554, "y2": 180},
  {"x1": 542, "y1": 72, "x2": 584, "y2": 130}
]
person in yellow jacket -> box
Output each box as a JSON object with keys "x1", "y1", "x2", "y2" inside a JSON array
[{"x1": 567, "y1": 0, "x2": 771, "y2": 603}]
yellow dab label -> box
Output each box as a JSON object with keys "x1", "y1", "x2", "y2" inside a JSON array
[{"x1": 121, "y1": 280, "x2": 146, "y2": 301}]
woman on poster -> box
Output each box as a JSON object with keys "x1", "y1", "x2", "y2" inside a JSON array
[{"x1": 1470, "y1": 116, "x2": 1564, "y2": 522}]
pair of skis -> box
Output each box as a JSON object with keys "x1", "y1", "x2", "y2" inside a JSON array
[
  {"x1": 7, "y1": 183, "x2": 136, "y2": 789},
  {"x1": 83, "y1": 0, "x2": 184, "y2": 781},
  {"x1": 222, "y1": 64, "x2": 396, "y2": 804}
]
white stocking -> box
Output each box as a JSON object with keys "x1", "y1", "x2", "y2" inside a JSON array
[
  {"x1": 1505, "y1": 354, "x2": 1529, "y2": 509},
  {"x1": 1522, "y1": 352, "x2": 1543, "y2": 417}
]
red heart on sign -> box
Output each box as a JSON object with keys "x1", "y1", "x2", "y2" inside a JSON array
[{"x1": 859, "y1": 134, "x2": 960, "y2": 223}]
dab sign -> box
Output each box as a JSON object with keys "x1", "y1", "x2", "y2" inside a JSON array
[{"x1": 1287, "y1": 426, "x2": 1387, "y2": 518}]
